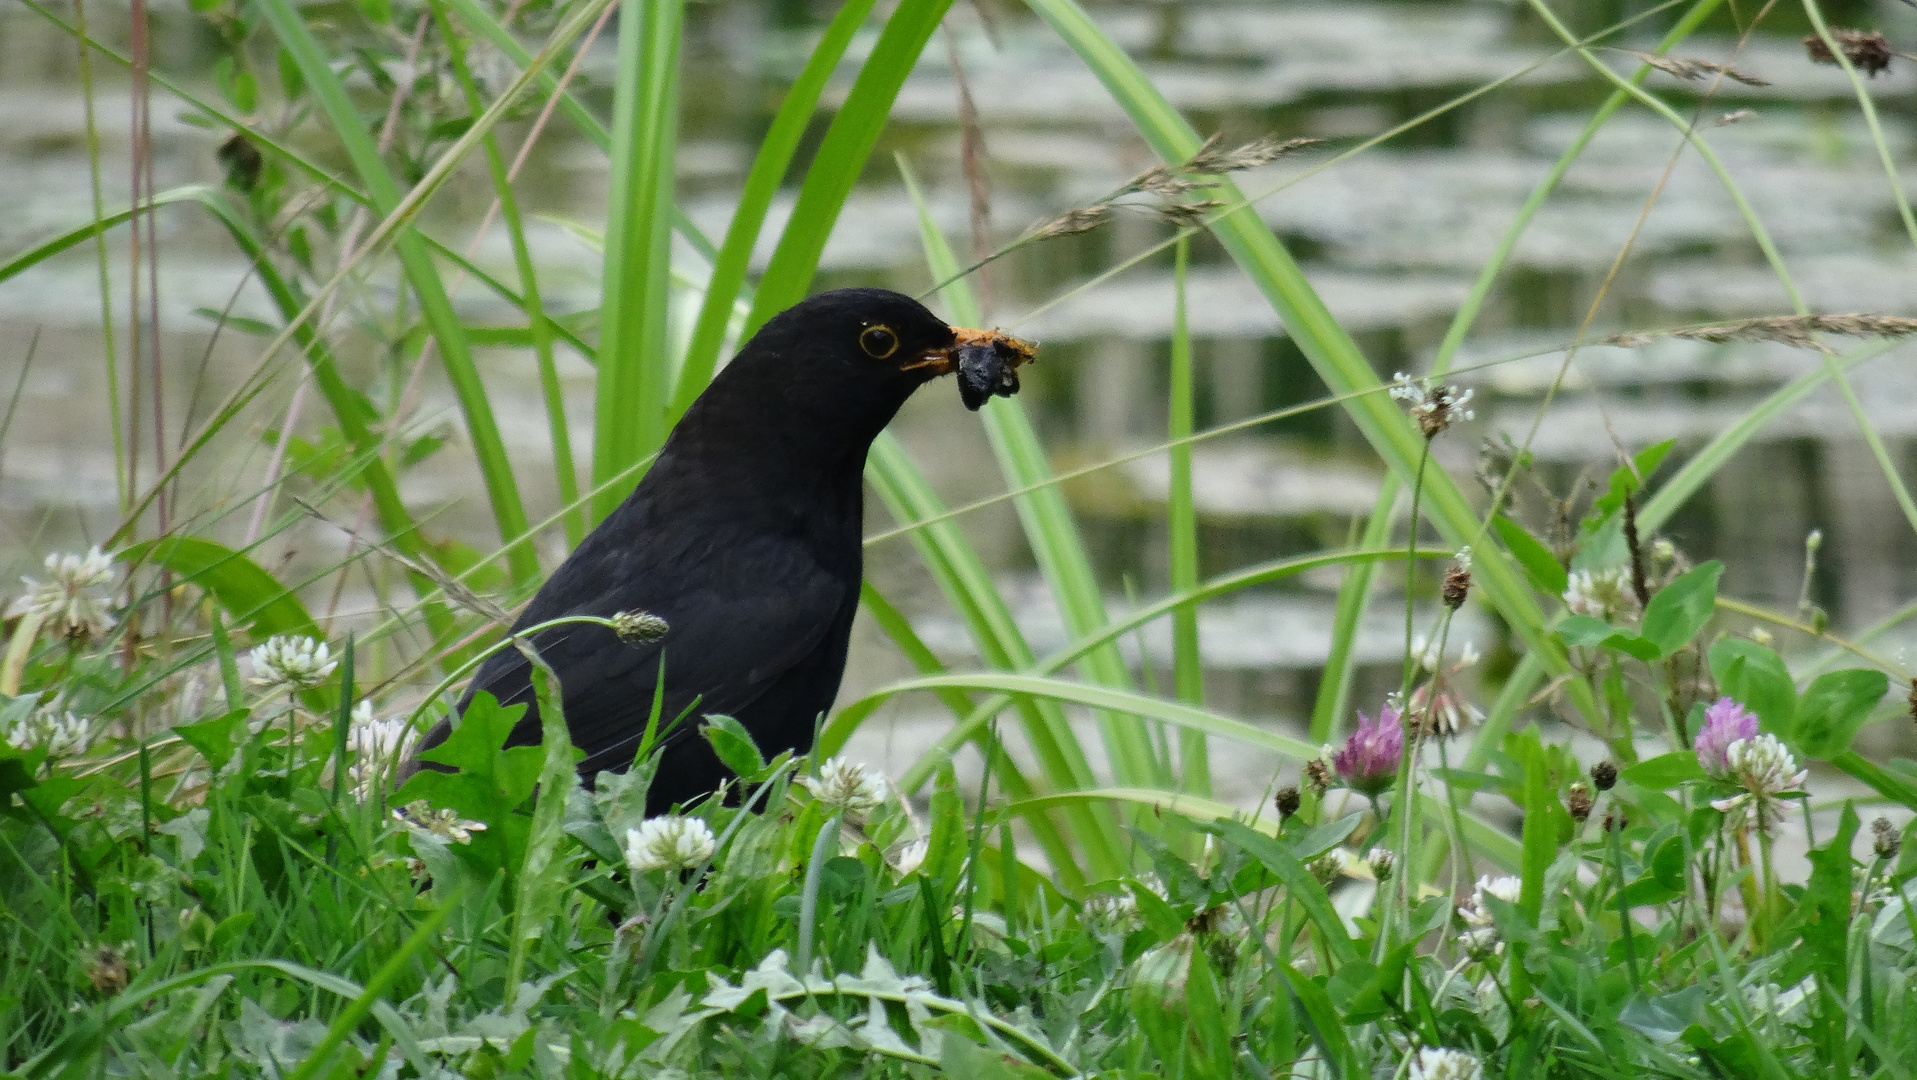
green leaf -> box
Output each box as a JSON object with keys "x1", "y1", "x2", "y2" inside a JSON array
[
  {"x1": 1639, "y1": 561, "x2": 1722, "y2": 658},
  {"x1": 1590, "y1": 439, "x2": 1676, "y2": 523},
  {"x1": 702, "y1": 714, "x2": 767, "y2": 779},
  {"x1": 1789, "y1": 803, "x2": 1860, "y2": 986},
  {"x1": 175, "y1": 709, "x2": 251, "y2": 771},
  {"x1": 404, "y1": 691, "x2": 540, "y2": 809},
  {"x1": 1793, "y1": 668, "x2": 1888, "y2": 758},
  {"x1": 507, "y1": 641, "x2": 580, "y2": 995},
  {"x1": 1493, "y1": 514, "x2": 1568, "y2": 597},
  {"x1": 1214, "y1": 820, "x2": 1357, "y2": 964},
  {"x1": 121, "y1": 537, "x2": 320, "y2": 640},
  {"x1": 1708, "y1": 639, "x2": 1796, "y2": 734},
  {"x1": 1557, "y1": 615, "x2": 1621, "y2": 646},
  {"x1": 1621, "y1": 751, "x2": 1705, "y2": 791}
]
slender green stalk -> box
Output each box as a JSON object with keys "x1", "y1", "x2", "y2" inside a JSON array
[
  {"x1": 673, "y1": 0, "x2": 878, "y2": 418},
  {"x1": 71, "y1": 0, "x2": 125, "y2": 515},
  {"x1": 1167, "y1": 237, "x2": 1207, "y2": 796},
  {"x1": 592, "y1": 0, "x2": 683, "y2": 521},
  {"x1": 431, "y1": 0, "x2": 582, "y2": 547}
]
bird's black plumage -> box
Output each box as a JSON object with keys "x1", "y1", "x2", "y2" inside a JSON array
[{"x1": 407, "y1": 288, "x2": 1032, "y2": 815}]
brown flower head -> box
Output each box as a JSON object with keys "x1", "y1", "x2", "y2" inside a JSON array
[
  {"x1": 1804, "y1": 29, "x2": 1894, "y2": 77},
  {"x1": 1274, "y1": 786, "x2": 1302, "y2": 820},
  {"x1": 1442, "y1": 547, "x2": 1473, "y2": 610},
  {"x1": 1873, "y1": 816, "x2": 1901, "y2": 861},
  {"x1": 1591, "y1": 761, "x2": 1619, "y2": 791},
  {"x1": 86, "y1": 944, "x2": 129, "y2": 995},
  {"x1": 1566, "y1": 782, "x2": 1593, "y2": 824}
]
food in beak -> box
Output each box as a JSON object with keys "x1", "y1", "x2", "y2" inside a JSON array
[{"x1": 948, "y1": 328, "x2": 1037, "y2": 411}]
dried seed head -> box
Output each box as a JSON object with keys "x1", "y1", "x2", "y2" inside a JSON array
[
  {"x1": 1907, "y1": 677, "x2": 1916, "y2": 730},
  {"x1": 1183, "y1": 134, "x2": 1320, "y2": 174},
  {"x1": 1274, "y1": 786, "x2": 1302, "y2": 820},
  {"x1": 1626, "y1": 50, "x2": 1769, "y2": 86},
  {"x1": 1602, "y1": 313, "x2": 1917, "y2": 350},
  {"x1": 1154, "y1": 199, "x2": 1224, "y2": 229},
  {"x1": 1442, "y1": 547, "x2": 1473, "y2": 610},
  {"x1": 1872, "y1": 816, "x2": 1901, "y2": 860},
  {"x1": 1303, "y1": 753, "x2": 1333, "y2": 797},
  {"x1": 1366, "y1": 846, "x2": 1396, "y2": 882},
  {"x1": 1603, "y1": 807, "x2": 1629, "y2": 833},
  {"x1": 1025, "y1": 205, "x2": 1113, "y2": 241},
  {"x1": 1714, "y1": 108, "x2": 1758, "y2": 127},
  {"x1": 86, "y1": 945, "x2": 129, "y2": 995},
  {"x1": 1307, "y1": 848, "x2": 1349, "y2": 885},
  {"x1": 611, "y1": 610, "x2": 669, "y2": 646},
  {"x1": 1591, "y1": 761, "x2": 1619, "y2": 791},
  {"x1": 1566, "y1": 782, "x2": 1594, "y2": 824},
  {"x1": 1805, "y1": 29, "x2": 1895, "y2": 77}
]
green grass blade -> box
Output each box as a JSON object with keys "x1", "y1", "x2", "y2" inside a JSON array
[
  {"x1": 902, "y1": 159, "x2": 1160, "y2": 792},
  {"x1": 432, "y1": 0, "x2": 583, "y2": 547},
  {"x1": 1641, "y1": 342, "x2": 1896, "y2": 532},
  {"x1": 864, "y1": 437, "x2": 1118, "y2": 884},
  {"x1": 673, "y1": 0, "x2": 879, "y2": 418},
  {"x1": 742, "y1": 0, "x2": 955, "y2": 333},
  {"x1": 256, "y1": 0, "x2": 539, "y2": 587},
  {"x1": 1024, "y1": 0, "x2": 1598, "y2": 725},
  {"x1": 591, "y1": 0, "x2": 683, "y2": 520},
  {"x1": 1167, "y1": 238, "x2": 1207, "y2": 795},
  {"x1": 1312, "y1": 477, "x2": 1399, "y2": 745}
]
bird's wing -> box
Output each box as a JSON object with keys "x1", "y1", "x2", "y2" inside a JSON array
[{"x1": 464, "y1": 533, "x2": 851, "y2": 771}]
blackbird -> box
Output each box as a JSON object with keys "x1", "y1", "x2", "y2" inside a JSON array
[{"x1": 405, "y1": 287, "x2": 1034, "y2": 814}]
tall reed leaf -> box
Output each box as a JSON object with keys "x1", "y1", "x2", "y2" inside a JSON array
[
  {"x1": 742, "y1": 0, "x2": 955, "y2": 334},
  {"x1": 1025, "y1": 0, "x2": 1596, "y2": 722},
  {"x1": 592, "y1": 0, "x2": 684, "y2": 520},
  {"x1": 257, "y1": 0, "x2": 539, "y2": 587}
]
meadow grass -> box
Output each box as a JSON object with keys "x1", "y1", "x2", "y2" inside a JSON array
[{"x1": 5, "y1": 0, "x2": 1917, "y2": 1074}]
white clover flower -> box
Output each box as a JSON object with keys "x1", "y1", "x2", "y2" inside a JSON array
[
  {"x1": 1710, "y1": 734, "x2": 1808, "y2": 830},
  {"x1": 625, "y1": 815, "x2": 716, "y2": 872},
  {"x1": 8, "y1": 547, "x2": 117, "y2": 640},
  {"x1": 1409, "y1": 1046, "x2": 1483, "y2": 1080},
  {"x1": 1388, "y1": 373, "x2": 1475, "y2": 437},
  {"x1": 393, "y1": 800, "x2": 487, "y2": 844},
  {"x1": 1562, "y1": 566, "x2": 1637, "y2": 622},
  {"x1": 803, "y1": 757, "x2": 887, "y2": 815},
  {"x1": 5, "y1": 709, "x2": 93, "y2": 758},
  {"x1": 247, "y1": 636, "x2": 338, "y2": 694},
  {"x1": 1457, "y1": 874, "x2": 1522, "y2": 953},
  {"x1": 346, "y1": 701, "x2": 415, "y2": 794}
]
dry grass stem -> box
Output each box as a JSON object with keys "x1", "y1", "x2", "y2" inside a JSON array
[
  {"x1": 1626, "y1": 50, "x2": 1770, "y2": 86},
  {"x1": 1602, "y1": 313, "x2": 1917, "y2": 349}
]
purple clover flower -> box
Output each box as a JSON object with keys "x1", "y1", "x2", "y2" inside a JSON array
[
  {"x1": 1334, "y1": 703, "x2": 1405, "y2": 796},
  {"x1": 1694, "y1": 696, "x2": 1759, "y2": 776}
]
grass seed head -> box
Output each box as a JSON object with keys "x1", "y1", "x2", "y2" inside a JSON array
[{"x1": 1805, "y1": 29, "x2": 1894, "y2": 76}]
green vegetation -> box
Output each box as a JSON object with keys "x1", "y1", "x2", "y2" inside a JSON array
[{"x1": 5, "y1": 0, "x2": 1917, "y2": 1074}]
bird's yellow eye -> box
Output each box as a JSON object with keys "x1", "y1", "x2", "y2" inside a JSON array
[{"x1": 859, "y1": 324, "x2": 900, "y2": 360}]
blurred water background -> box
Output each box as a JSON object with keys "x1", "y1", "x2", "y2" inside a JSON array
[{"x1": 6, "y1": 0, "x2": 1917, "y2": 824}]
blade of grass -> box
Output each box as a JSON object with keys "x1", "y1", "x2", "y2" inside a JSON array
[
  {"x1": 1312, "y1": 476, "x2": 1399, "y2": 745},
  {"x1": 1167, "y1": 237, "x2": 1206, "y2": 796},
  {"x1": 864, "y1": 438, "x2": 1112, "y2": 886},
  {"x1": 1024, "y1": 0, "x2": 1598, "y2": 725},
  {"x1": 672, "y1": 0, "x2": 879, "y2": 419},
  {"x1": 742, "y1": 0, "x2": 956, "y2": 333},
  {"x1": 902, "y1": 158, "x2": 1160, "y2": 792},
  {"x1": 257, "y1": 0, "x2": 539, "y2": 587},
  {"x1": 432, "y1": 0, "x2": 583, "y2": 548},
  {"x1": 828, "y1": 548, "x2": 1420, "y2": 793},
  {"x1": 591, "y1": 0, "x2": 683, "y2": 521}
]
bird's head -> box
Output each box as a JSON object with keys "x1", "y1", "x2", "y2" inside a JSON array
[{"x1": 731, "y1": 288, "x2": 1036, "y2": 422}]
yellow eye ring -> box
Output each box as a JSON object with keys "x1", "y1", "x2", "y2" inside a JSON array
[{"x1": 859, "y1": 324, "x2": 900, "y2": 360}]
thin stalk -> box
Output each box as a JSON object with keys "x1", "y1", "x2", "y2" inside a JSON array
[
  {"x1": 1168, "y1": 237, "x2": 1207, "y2": 796},
  {"x1": 72, "y1": 0, "x2": 126, "y2": 515},
  {"x1": 431, "y1": 0, "x2": 582, "y2": 546}
]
